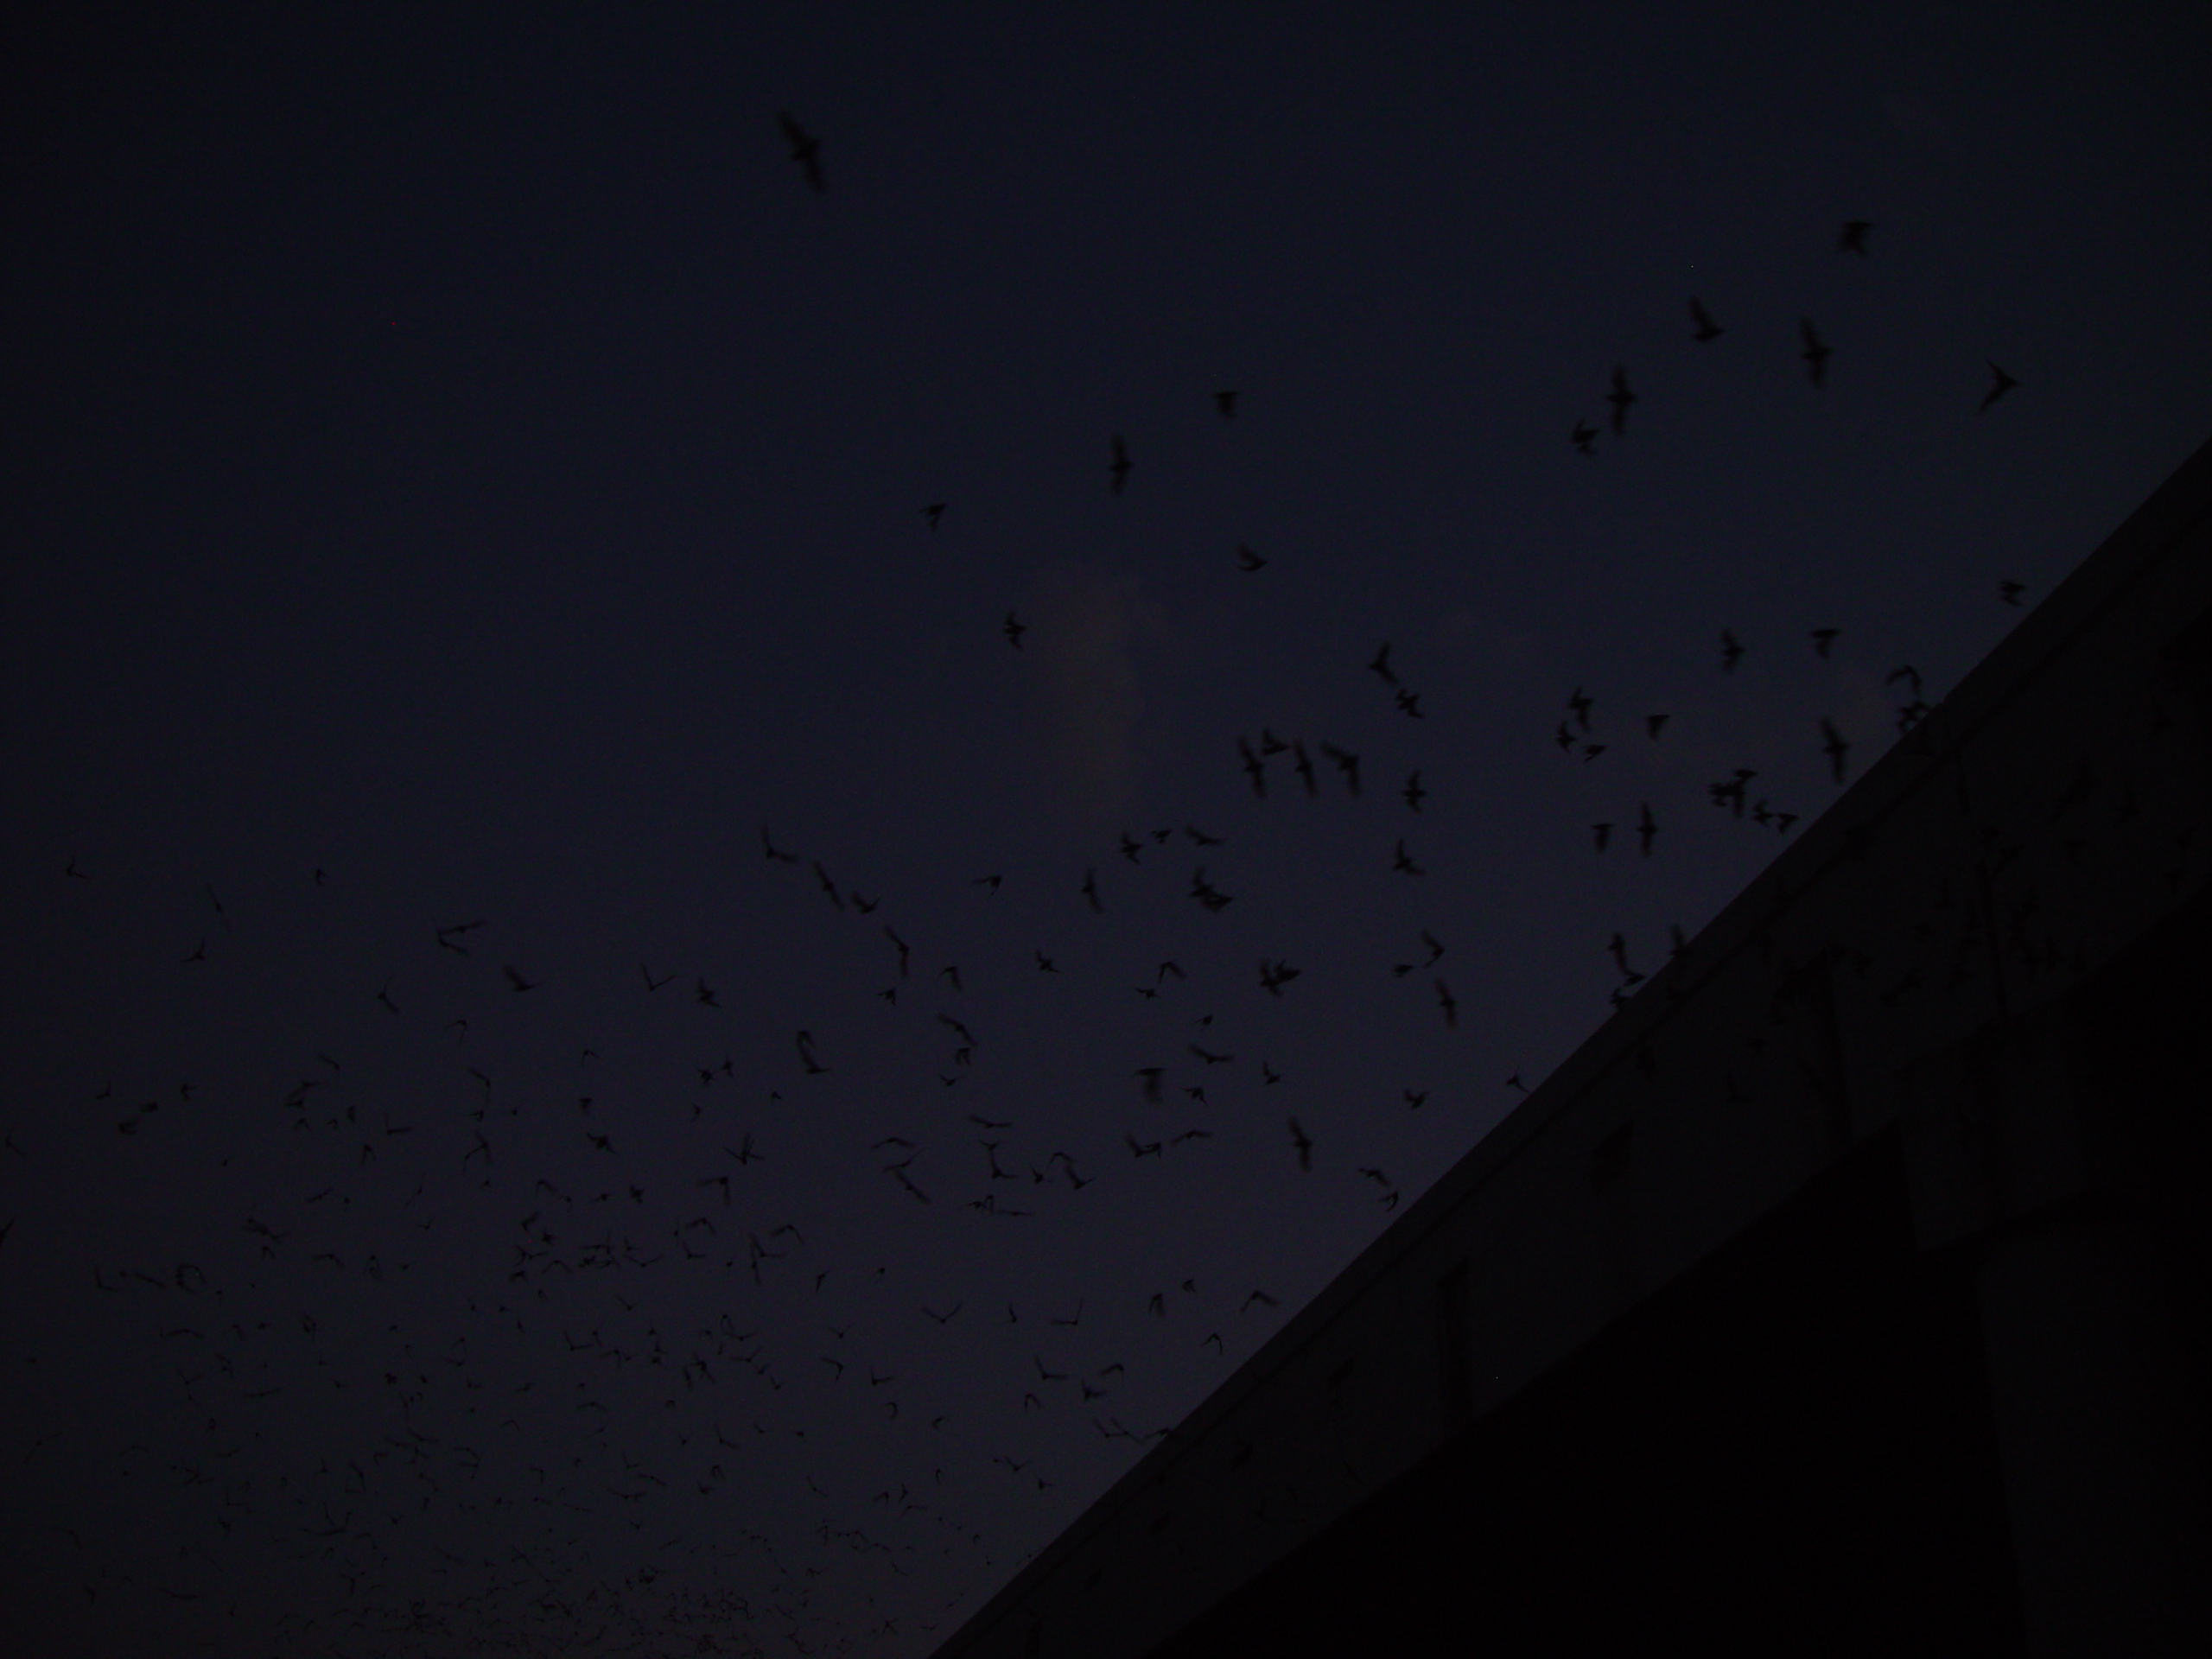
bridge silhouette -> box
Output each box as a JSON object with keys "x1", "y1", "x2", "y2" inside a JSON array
[{"x1": 934, "y1": 438, "x2": 2212, "y2": 1658}]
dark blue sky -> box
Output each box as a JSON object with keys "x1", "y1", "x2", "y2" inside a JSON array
[{"x1": 4, "y1": 3, "x2": 2208, "y2": 1653}]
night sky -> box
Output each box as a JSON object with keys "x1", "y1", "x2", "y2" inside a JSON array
[{"x1": 4, "y1": 4, "x2": 2209, "y2": 1654}]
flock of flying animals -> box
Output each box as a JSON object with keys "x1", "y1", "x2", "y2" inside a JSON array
[{"x1": 14, "y1": 106, "x2": 2038, "y2": 1659}]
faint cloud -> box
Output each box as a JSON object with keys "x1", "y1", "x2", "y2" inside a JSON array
[
  {"x1": 1027, "y1": 566, "x2": 1162, "y2": 836},
  {"x1": 1881, "y1": 91, "x2": 1949, "y2": 143},
  {"x1": 1434, "y1": 609, "x2": 1541, "y2": 685}
]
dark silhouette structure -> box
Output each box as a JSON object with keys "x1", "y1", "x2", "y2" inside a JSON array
[{"x1": 932, "y1": 439, "x2": 2212, "y2": 1659}]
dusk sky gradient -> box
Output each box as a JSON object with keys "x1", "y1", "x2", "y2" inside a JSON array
[{"x1": 4, "y1": 4, "x2": 2209, "y2": 1654}]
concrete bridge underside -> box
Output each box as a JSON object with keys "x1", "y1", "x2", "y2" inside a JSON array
[{"x1": 1151, "y1": 884, "x2": 2209, "y2": 1657}]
